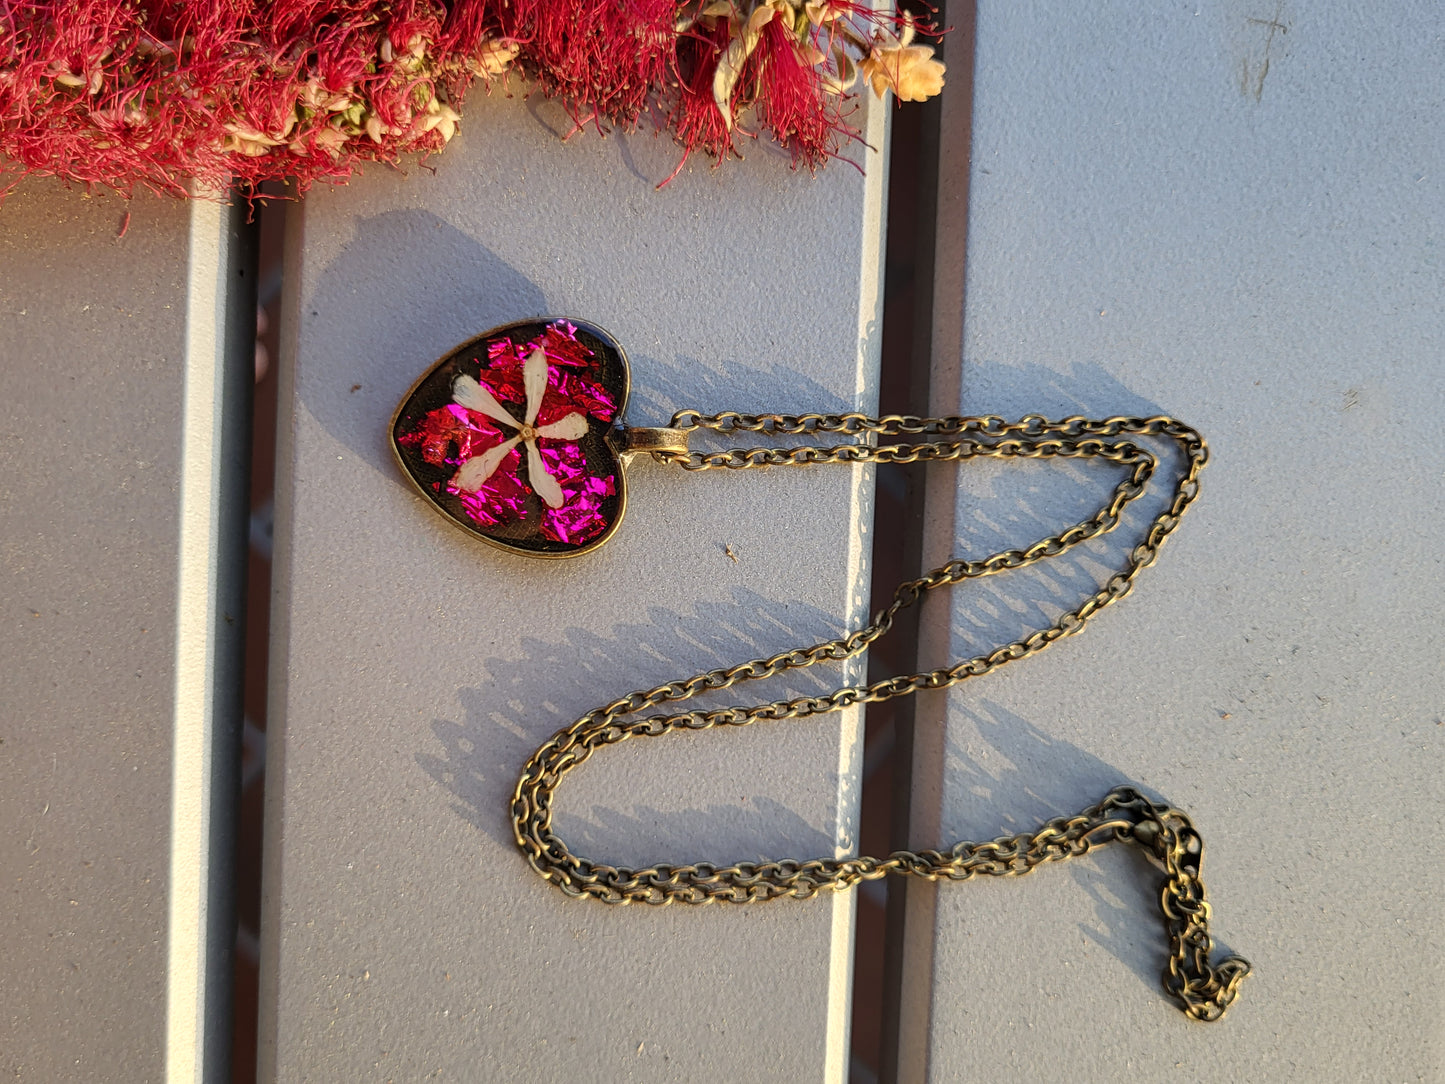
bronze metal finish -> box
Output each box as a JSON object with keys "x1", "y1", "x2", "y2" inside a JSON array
[{"x1": 512, "y1": 412, "x2": 1250, "y2": 1022}]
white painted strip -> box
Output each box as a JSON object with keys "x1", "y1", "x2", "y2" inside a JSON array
[
  {"x1": 823, "y1": 79, "x2": 892, "y2": 1084},
  {"x1": 165, "y1": 195, "x2": 228, "y2": 1084}
]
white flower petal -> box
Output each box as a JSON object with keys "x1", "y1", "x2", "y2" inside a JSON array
[
  {"x1": 712, "y1": 36, "x2": 748, "y2": 130},
  {"x1": 452, "y1": 437, "x2": 520, "y2": 492},
  {"x1": 453, "y1": 373, "x2": 521, "y2": 429},
  {"x1": 523, "y1": 347, "x2": 550, "y2": 426},
  {"x1": 537, "y1": 412, "x2": 588, "y2": 441},
  {"x1": 713, "y1": 7, "x2": 774, "y2": 131},
  {"x1": 526, "y1": 440, "x2": 566, "y2": 509}
]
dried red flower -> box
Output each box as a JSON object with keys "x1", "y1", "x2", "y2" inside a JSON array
[{"x1": 0, "y1": 0, "x2": 941, "y2": 196}]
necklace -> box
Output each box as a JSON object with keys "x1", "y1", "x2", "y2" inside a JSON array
[{"x1": 392, "y1": 318, "x2": 1251, "y2": 1023}]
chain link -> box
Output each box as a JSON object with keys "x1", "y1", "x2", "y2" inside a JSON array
[{"x1": 512, "y1": 413, "x2": 1249, "y2": 1022}]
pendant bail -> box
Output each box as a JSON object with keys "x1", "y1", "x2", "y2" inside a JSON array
[{"x1": 617, "y1": 425, "x2": 691, "y2": 458}]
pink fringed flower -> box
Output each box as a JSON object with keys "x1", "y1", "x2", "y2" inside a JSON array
[
  {"x1": 752, "y1": 8, "x2": 853, "y2": 166},
  {"x1": 0, "y1": 0, "x2": 943, "y2": 196}
]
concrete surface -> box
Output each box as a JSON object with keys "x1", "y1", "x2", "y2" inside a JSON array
[
  {"x1": 899, "y1": 3, "x2": 1445, "y2": 1080},
  {"x1": 259, "y1": 88, "x2": 888, "y2": 1080}
]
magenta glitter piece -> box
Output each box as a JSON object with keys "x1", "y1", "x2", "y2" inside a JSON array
[
  {"x1": 451, "y1": 447, "x2": 530, "y2": 527},
  {"x1": 392, "y1": 319, "x2": 631, "y2": 557},
  {"x1": 544, "y1": 471, "x2": 617, "y2": 544}
]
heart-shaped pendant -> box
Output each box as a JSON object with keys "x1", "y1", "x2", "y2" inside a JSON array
[{"x1": 391, "y1": 319, "x2": 635, "y2": 557}]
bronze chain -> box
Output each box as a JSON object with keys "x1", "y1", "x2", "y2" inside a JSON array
[{"x1": 511, "y1": 413, "x2": 1250, "y2": 1022}]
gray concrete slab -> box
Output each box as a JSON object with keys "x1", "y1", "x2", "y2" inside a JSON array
[
  {"x1": 0, "y1": 184, "x2": 251, "y2": 1082},
  {"x1": 259, "y1": 90, "x2": 888, "y2": 1080},
  {"x1": 899, "y1": 3, "x2": 1445, "y2": 1080}
]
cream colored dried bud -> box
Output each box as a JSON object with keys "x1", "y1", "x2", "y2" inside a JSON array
[
  {"x1": 227, "y1": 138, "x2": 273, "y2": 157},
  {"x1": 420, "y1": 102, "x2": 462, "y2": 144},
  {"x1": 312, "y1": 126, "x2": 350, "y2": 159},
  {"x1": 298, "y1": 79, "x2": 355, "y2": 113},
  {"x1": 51, "y1": 64, "x2": 95, "y2": 91},
  {"x1": 804, "y1": 0, "x2": 838, "y2": 25},
  {"x1": 223, "y1": 122, "x2": 284, "y2": 149},
  {"x1": 467, "y1": 39, "x2": 521, "y2": 77},
  {"x1": 861, "y1": 41, "x2": 945, "y2": 102},
  {"x1": 223, "y1": 126, "x2": 281, "y2": 157},
  {"x1": 821, "y1": 45, "x2": 858, "y2": 96},
  {"x1": 713, "y1": 2, "x2": 783, "y2": 129},
  {"x1": 297, "y1": 80, "x2": 324, "y2": 110},
  {"x1": 135, "y1": 39, "x2": 175, "y2": 59}
]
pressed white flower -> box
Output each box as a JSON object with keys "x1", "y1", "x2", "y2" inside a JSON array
[{"x1": 451, "y1": 347, "x2": 589, "y2": 509}]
